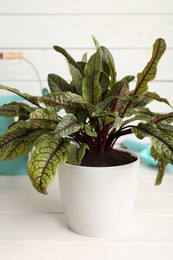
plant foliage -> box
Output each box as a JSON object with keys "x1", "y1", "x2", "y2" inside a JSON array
[{"x1": 0, "y1": 37, "x2": 172, "y2": 194}]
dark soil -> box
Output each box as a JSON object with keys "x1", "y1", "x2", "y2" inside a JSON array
[{"x1": 81, "y1": 149, "x2": 137, "y2": 167}]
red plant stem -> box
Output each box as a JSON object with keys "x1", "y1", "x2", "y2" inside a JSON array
[
  {"x1": 105, "y1": 126, "x2": 133, "y2": 151},
  {"x1": 110, "y1": 129, "x2": 133, "y2": 149},
  {"x1": 100, "y1": 123, "x2": 113, "y2": 153}
]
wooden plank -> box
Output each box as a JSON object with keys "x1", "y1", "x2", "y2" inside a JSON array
[
  {"x1": 0, "y1": 213, "x2": 173, "y2": 243},
  {"x1": 0, "y1": 164, "x2": 173, "y2": 259},
  {"x1": 0, "y1": 15, "x2": 173, "y2": 48},
  {"x1": 134, "y1": 194, "x2": 173, "y2": 215},
  {"x1": 0, "y1": 189, "x2": 63, "y2": 213},
  {"x1": 1, "y1": 189, "x2": 173, "y2": 215},
  {"x1": 0, "y1": 164, "x2": 172, "y2": 192},
  {"x1": 138, "y1": 175, "x2": 173, "y2": 193},
  {"x1": 0, "y1": 49, "x2": 172, "y2": 81},
  {"x1": 0, "y1": 170, "x2": 173, "y2": 214},
  {"x1": 0, "y1": 175, "x2": 64, "y2": 213},
  {"x1": 0, "y1": 0, "x2": 173, "y2": 13},
  {"x1": 0, "y1": 241, "x2": 173, "y2": 260}
]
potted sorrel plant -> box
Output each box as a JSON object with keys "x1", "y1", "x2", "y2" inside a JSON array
[{"x1": 0, "y1": 37, "x2": 172, "y2": 237}]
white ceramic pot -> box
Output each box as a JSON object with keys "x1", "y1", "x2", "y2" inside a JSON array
[{"x1": 58, "y1": 150, "x2": 139, "y2": 237}]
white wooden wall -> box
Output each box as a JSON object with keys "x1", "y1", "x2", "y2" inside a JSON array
[{"x1": 0, "y1": 0, "x2": 172, "y2": 112}]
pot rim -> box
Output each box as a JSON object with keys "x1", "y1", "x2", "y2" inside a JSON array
[{"x1": 59, "y1": 148, "x2": 140, "y2": 170}]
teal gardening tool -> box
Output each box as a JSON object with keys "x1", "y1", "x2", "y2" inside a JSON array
[{"x1": 123, "y1": 139, "x2": 173, "y2": 169}]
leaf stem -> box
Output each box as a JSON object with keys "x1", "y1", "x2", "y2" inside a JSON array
[
  {"x1": 105, "y1": 125, "x2": 134, "y2": 150},
  {"x1": 100, "y1": 123, "x2": 113, "y2": 153}
]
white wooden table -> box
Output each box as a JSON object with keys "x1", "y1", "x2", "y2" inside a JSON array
[{"x1": 0, "y1": 162, "x2": 173, "y2": 260}]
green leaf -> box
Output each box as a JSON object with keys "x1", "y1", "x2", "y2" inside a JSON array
[
  {"x1": 133, "y1": 122, "x2": 173, "y2": 185},
  {"x1": 30, "y1": 108, "x2": 59, "y2": 122},
  {"x1": 93, "y1": 108, "x2": 123, "y2": 128},
  {"x1": 94, "y1": 96, "x2": 115, "y2": 114},
  {"x1": 105, "y1": 111, "x2": 123, "y2": 128},
  {"x1": 111, "y1": 80, "x2": 129, "y2": 111},
  {"x1": 67, "y1": 143, "x2": 89, "y2": 165},
  {"x1": 92, "y1": 35, "x2": 100, "y2": 50},
  {"x1": 151, "y1": 136, "x2": 173, "y2": 163},
  {"x1": 0, "y1": 85, "x2": 40, "y2": 106},
  {"x1": 122, "y1": 75, "x2": 135, "y2": 83},
  {"x1": 39, "y1": 91, "x2": 84, "y2": 112},
  {"x1": 84, "y1": 124, "x2": 97, "y2": 137},
  {"x1": 53, "y1": 114, "x2": 82, "y2": 137},
  {"x1": 133, "y1": 93, "x2": 153, "y2": 108},
  {"x1": 48, "y1": 74, "x2": 70, "y2": 92},
  {"x1": 82, "y1": 51, "x2": 102, "y2": 105},
  {"x1": 121, "y1": 39, "x2": 166, "y2": 118},
  {"x1": 157, "y1": 124, "x2": 173, "y2": 132},
  {"x1": 144, "y1": 91, "x2": 172, "y2": 107},
  {"x1": 150, "y1": 146, "x2": 168, "y2": 185},
  {"x1": 99, "y1": 72, "x2": 110, "y2": 94},
  {"x1": 68, "y1": 63, "x2": 83, "y2": 95},
  {"x1": 75, "y1": 110, "x2": 87, "y2": 124},
  {"x1": 133, "y1": 123, "x2": 173, "y2": 163},
  {"x1": 53, "y1": 45, "x2": 84, "y2": 75},
  {"x1": 136, "y1": 107, "x2": 155, "y2": 117},
  {"x1": 99, "y1": 46, "x2": 116, "y2": 87},
  {"x1": 29, "y1": 108, "x2": 59, "y2": 130},
  {"x1": 122, "y1": 108, "x2": 154, "y2": 127},
  {"x1": 153, "y1": 112, "x2": 173, "y2": 124},
  {"x1": 77, "y1": 61, "x2": 86, "y2": 70},
  {"x1": 0, "y1": 122, "x2": 46, "y2": 160},
  {"x1": 155, "y1": 158, "x2": 168, "y2": 185},
  {"x1": 29, "y1": 119, "x2": 57, "y2": 130},
  {"x1": 0, "y1": 102, "x2": 34, "y2": 118},
  {"x1": 28, "y1": 136, "x2": 69, "y2": 194},
  {"x1": 132, "y1": 38, "x2": 166, "y2": 96},
  {"x1": 82, "y1": 102, "x2": 95, "y2": 117}
]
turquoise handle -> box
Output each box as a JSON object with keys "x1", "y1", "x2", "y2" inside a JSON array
[
  {"x1": 123, "y1": 139, "x2": 148, "y2": 152},
  {"x1": 123, "y1": 139, "x2": 173, "y2": 169},
  {"x1": 42, "y1": 87, "x2": 49, "y2": 95}
]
